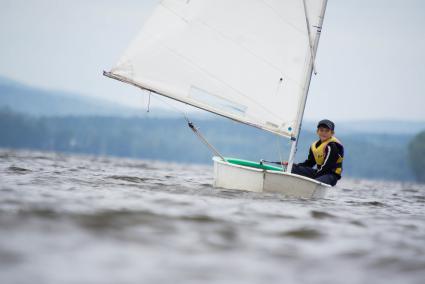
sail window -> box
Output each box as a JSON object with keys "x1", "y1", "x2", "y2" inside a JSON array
[
  {"x1": 266, "y1": 121, "x2": 279, "y2": 129},
  {"x1": 189, "y1": 86, "x2": 247, "y2": 116}
]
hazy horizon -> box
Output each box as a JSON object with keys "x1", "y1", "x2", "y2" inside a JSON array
[
  {"x1": 1, "y1": 73, "x2": 425, "y2": 129},
  {"x1": 1, "y1": 0, "x2": 424, "y2": 122}
]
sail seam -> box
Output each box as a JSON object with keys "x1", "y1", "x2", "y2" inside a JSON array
[
  {"x1": 160, "y1": 1, "x2": 305, "y2": 90},
  {"x1": 146, "y1": 30, "x2": 287, "y2": 123},
  {"x1": 192, "y1": 18, "x2": 303, "y2": 90},
  {"x1": 258, "y1": 0, "x2": 307, "y2": 35}
]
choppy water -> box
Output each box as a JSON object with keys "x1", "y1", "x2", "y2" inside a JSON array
[{"x1": 0, "y1": 149, "x2": 424, "y2": 284}]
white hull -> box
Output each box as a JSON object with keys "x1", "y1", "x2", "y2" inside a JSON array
[{"x1": 213, "y1": 157, "x2": 331, "y2": 198}]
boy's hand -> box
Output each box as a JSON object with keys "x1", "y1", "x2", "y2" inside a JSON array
[{"x1": 281, "y1": 161, "x2": 288, "y2": 166}]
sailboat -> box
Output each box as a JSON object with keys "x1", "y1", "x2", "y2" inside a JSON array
[{"x1": 104, "y1": 0, "x2": 331, "y2": 198}]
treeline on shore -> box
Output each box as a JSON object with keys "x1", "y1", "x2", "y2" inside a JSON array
[{"x1": 0, "y1": 109, "x2": 420, "y2": 182}]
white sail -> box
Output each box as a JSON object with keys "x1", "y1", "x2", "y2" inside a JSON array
[{"x1": 107, "y1": 0, "x2": 326, "y2": 138}]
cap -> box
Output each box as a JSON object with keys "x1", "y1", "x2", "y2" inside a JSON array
[{"x1": 317, "y1": 119, "x2": 335, "y2": 131}]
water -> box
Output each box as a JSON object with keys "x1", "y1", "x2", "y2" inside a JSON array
[{"x1": 0, "y1": 149, "x2": 424, "y2": 284}]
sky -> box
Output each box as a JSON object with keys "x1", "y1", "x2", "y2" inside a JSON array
[{"x1": 0, "y1": 0, "x2": 424, "y2": 122}]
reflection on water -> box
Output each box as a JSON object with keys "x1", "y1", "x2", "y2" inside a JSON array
[{"x1": 0, "y1": 149, "x2": 424, "y2": 284}]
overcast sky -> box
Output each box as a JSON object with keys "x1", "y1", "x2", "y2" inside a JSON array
[{"x1": 1, "y1": 0, "x2": 424, "y2": 122}]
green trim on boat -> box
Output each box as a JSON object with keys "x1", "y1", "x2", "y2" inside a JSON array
[{"x1": 225, "y1": 157, "x2": 283, "y2": 171}]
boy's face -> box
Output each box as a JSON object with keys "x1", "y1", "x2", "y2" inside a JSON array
[{"x1": 317, "y1": 127, "x2": 334, "y2": 142}]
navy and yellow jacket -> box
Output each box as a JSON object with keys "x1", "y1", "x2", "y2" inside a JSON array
[{"x1": 298, "y1": 137, "x2": 344, "y2": 179}]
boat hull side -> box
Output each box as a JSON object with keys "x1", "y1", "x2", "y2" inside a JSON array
[
  {"x1": 263, "y1": 170, "x2": 329, "y2": 198},
  {"x1": 213, "y1": 157, "x2": 264, "y2": 192},
  {"x1": 213, "y1": 157, "x2": 330, "y2": 198}
]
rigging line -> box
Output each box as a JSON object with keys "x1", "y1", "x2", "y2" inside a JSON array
[
  {"x1": 145, "y1": 89, "x2": 191, "y2": 122},
  {"x1": 302, "y1": 0, "x2": 317, "y2": 75},
  {"x1": 138, "y1": 88, "x2": 224, "y2": 159},
  {"x1": 147, "y1": 91, "x2": 151, "y2": 112},
  {"x1": 276, "y1": 135, "x2": 284, "y2": 170}
]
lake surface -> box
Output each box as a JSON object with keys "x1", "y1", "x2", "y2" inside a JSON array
[{"x1": 0, "y1": 149, "x2": 424, "y2": 284}]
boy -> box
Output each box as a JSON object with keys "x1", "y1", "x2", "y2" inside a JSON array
[{"x1": 291, "y1": 119, "x2": 344, "y2": 186}]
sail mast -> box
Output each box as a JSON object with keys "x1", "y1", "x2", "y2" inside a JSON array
[{"x1": 286, "y1": 0, "x2": 328, "y2": 173}]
